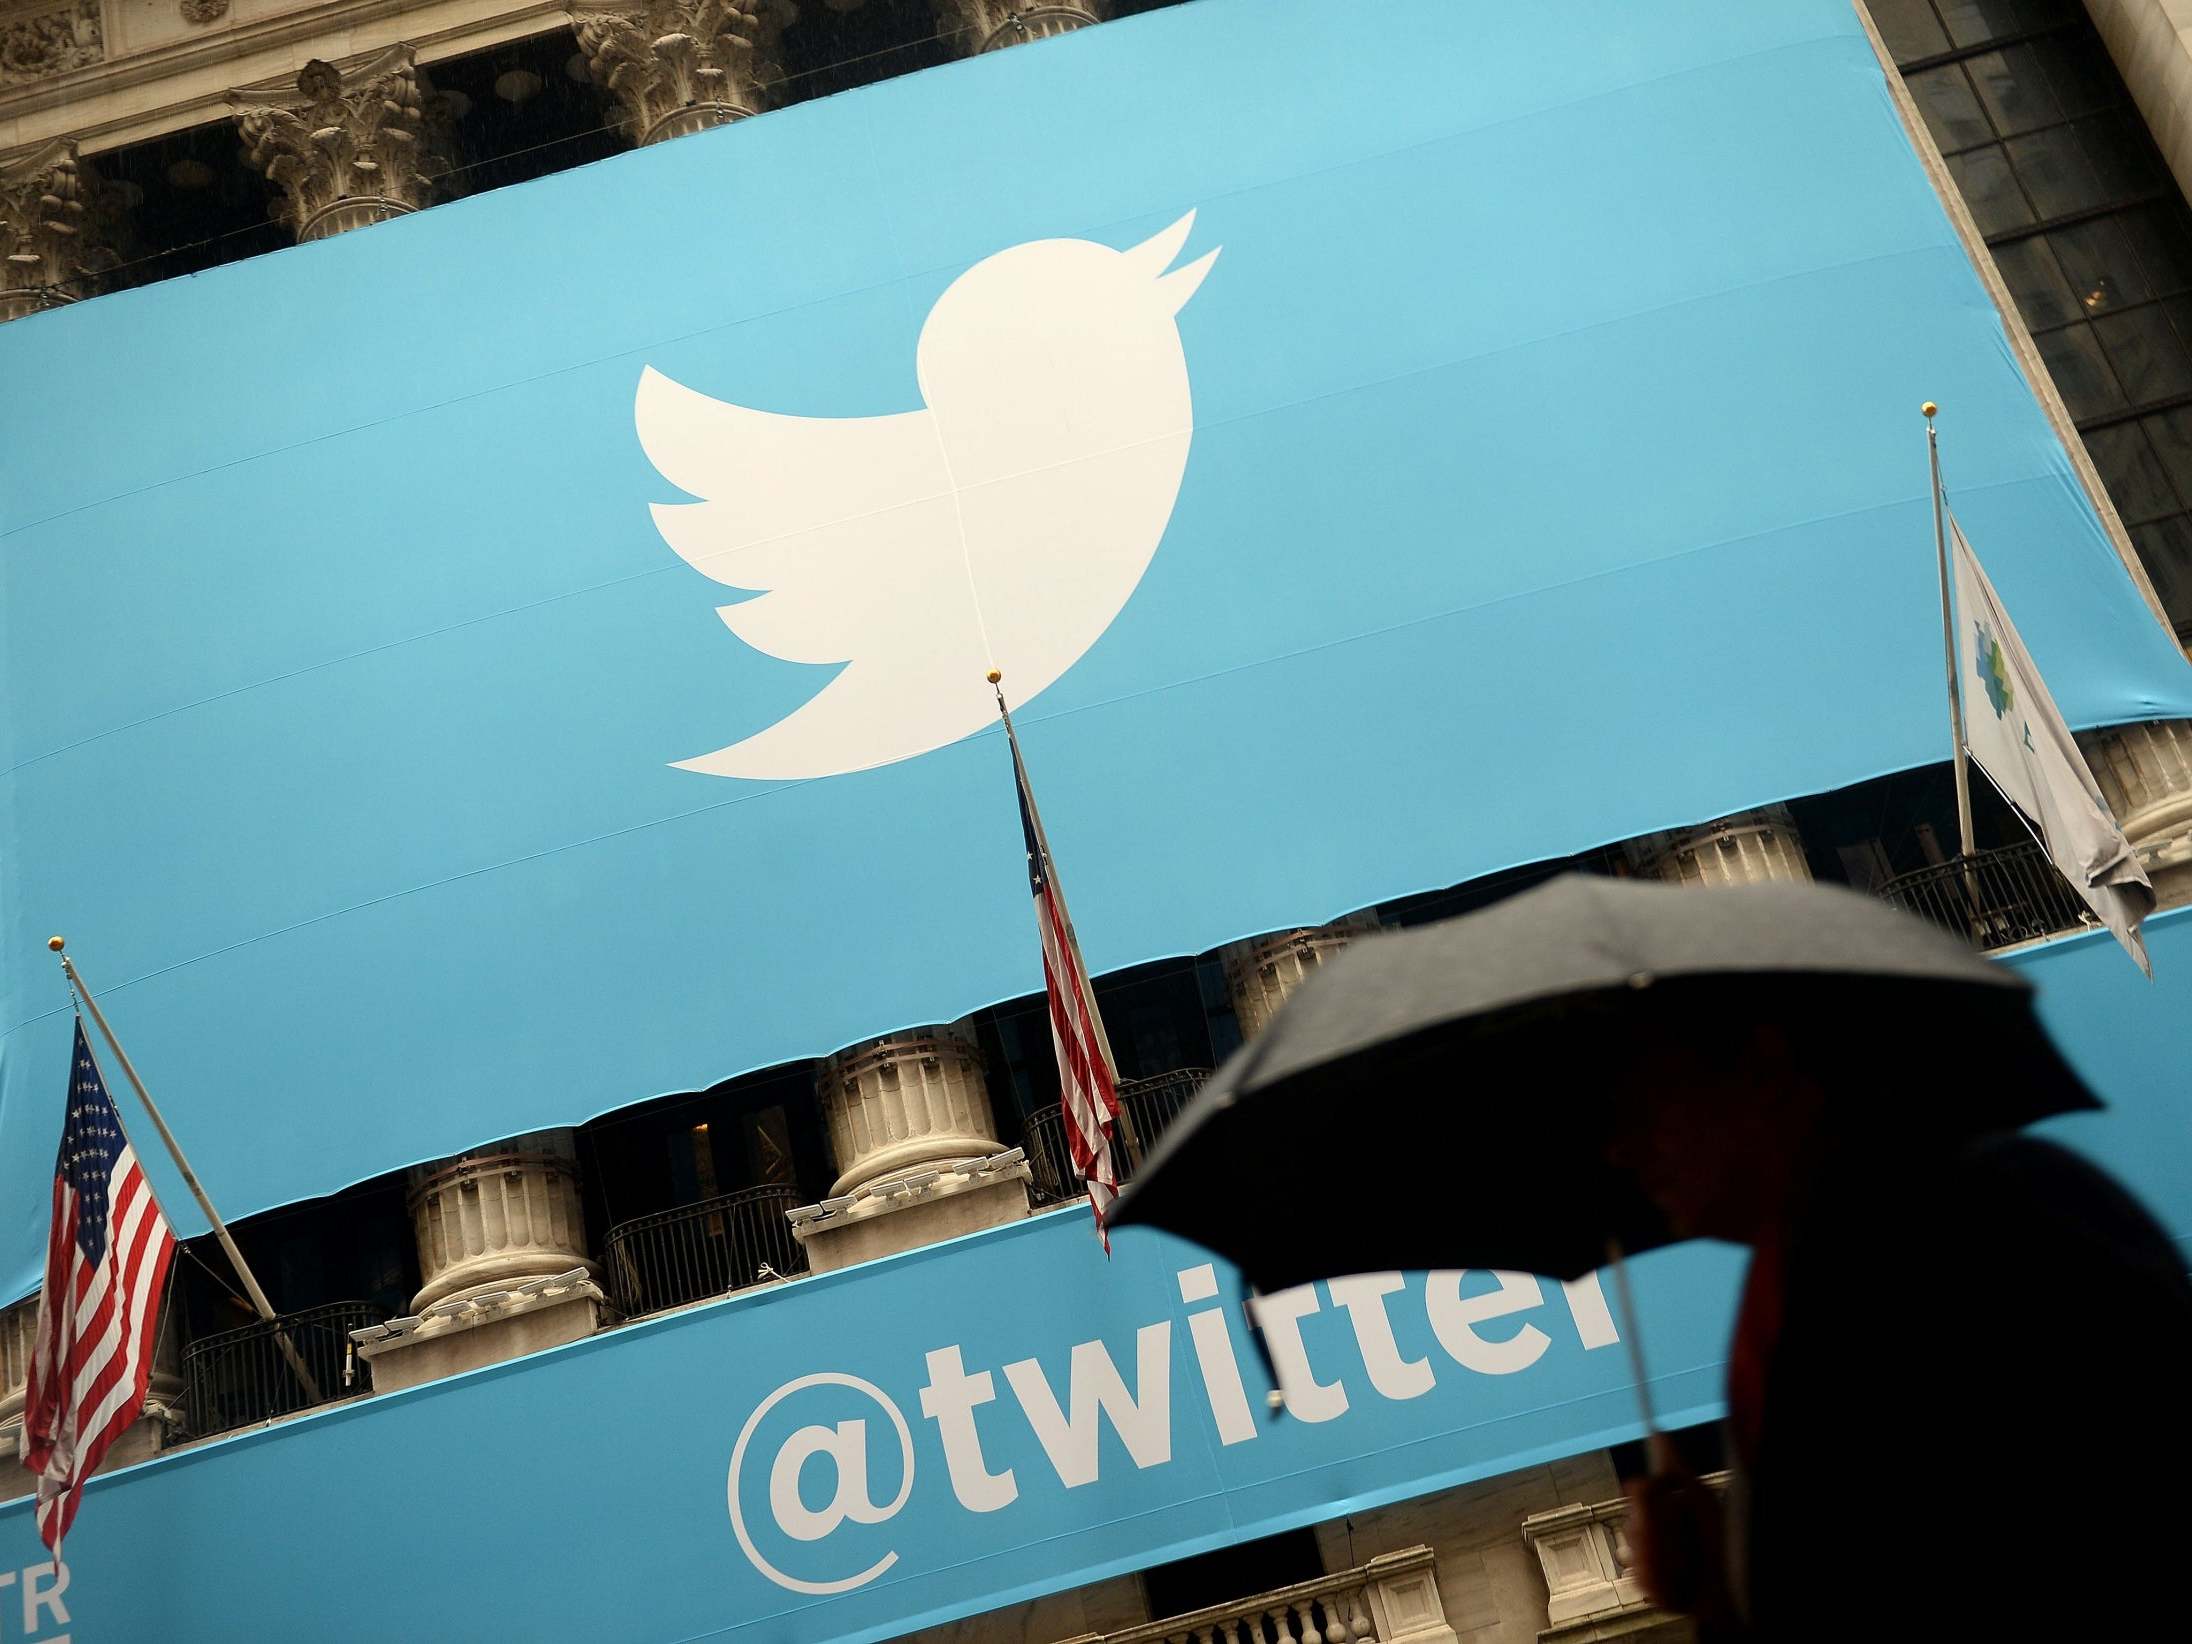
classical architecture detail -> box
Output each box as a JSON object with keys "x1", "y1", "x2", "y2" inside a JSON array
[
  {"x1": 351, "y1": 1265, "x2": 609, "y2": 1392},
  {"x1": 179, "y1": 0, "x2": 232, "y2": 24},
  {"x1": 406, "y1": 1129, "x2": 596, "y2": 1310},
  {"x1": 0, "y1": 139, "x2": 128, "y2": 321},
  {"x1": 800, "y1": 1028, "x2": 1027, "y2": 1269},
  {"x1": 1628, "y1": 804, "x2": 1812, "y2": 888},
  {"x1": 935, "y1": 1, "x2": 1105, "y2": 55},
  {"x1": 0, "y1": 0, "x2": 101, "y2": 87},
  {"x1": 816, "y1": 1023, "x2": 1007, "y2": 1195},
  {"x1": 2081, "y1": 718, "x2": 2192, "y2": 907},
  {"x1": 1056, "y1": 1547, "x2": 1459, "y2": 1644},
  {"x1": 570, "y1": 0, "x2": 796, "y2": 146},
  {"x1": 1521, "y1": 1483, "x2": 1721, "y2": 1641},
  {"x1": 227, "y1": 49, "x2": 453, "y2": 242},
  {"x1": 1222, "y1": 913, "x2": 1380, "y2": 1039}
]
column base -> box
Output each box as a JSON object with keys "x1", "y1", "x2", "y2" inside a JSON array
[
  {"x1": 354, "y1": 1278, "x2": 607, "y2": 1393},
  {"x1": 792, "y1": 1152, "x2": 1032, "y2": 1272}
]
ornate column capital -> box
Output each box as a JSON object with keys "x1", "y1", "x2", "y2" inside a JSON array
[
  {"x1": 570, "y1": 0, "x2": 796, "y2": 146},
  {"x1": 935, "y1": 1, "x2": 1106, "y2": 56},
  {"x1": 1, "y1": 139, "x2": 130, "y2": 321},
  {"x1": 226, "y1": 47, "x2": 453, "y2": 243}
]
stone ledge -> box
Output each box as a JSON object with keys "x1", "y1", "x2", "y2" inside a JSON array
[{"x1": 353, "y1": 1271, "x2": 607, "y2": 1392}]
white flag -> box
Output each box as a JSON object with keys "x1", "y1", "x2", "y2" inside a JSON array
[{"x1": 1948, "y1": 516, "x2": 2153, "y2": 974}]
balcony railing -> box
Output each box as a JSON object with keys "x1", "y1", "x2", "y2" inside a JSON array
[
  {"x1": 1876, "y1": 840, "x2": 2093, "y2": 950},
  {"x1": 1055, "y1": 1547, "x2": 1452, "y2": 1644},
  {"x1": 1026, "y1": 1067, "x2": 1208, "y2": 1208},
  {"x1": 183, "y1": 1300, "x2": 386, "y2": 1439},
  {"x1": 604, "y1": 1184, "x2": 808, "y2": 1320}
]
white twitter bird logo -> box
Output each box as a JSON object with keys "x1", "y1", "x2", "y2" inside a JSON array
[{"x1": 636, "y1": 210, "x2": 1219, "y2": 780}]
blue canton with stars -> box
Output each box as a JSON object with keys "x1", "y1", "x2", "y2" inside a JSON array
[{"x1": 59, "y1": 1021, "x2": 127, "y2": 1267}]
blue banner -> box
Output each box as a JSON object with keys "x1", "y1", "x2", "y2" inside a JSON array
[
  {"x1": 6, "y1": 0, "x2": 2192, "y2": 1302},
  {"x1": 5, "y1": 913, "x2": 2190, "y2": 1643}
]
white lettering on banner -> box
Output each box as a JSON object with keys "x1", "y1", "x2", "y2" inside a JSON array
[
  {"x1": 1178, "y1": 1265, "x2": 1257, "y2": 1446},
  {"x1": 1425, "y1": 1272, "x2": 1551, "y2": 1375},
  {"x1": 1327, "y1": 1273, "x2": 1436, "y2": 1401},
  {"x1": 726, "y1": 1267, "x2": 1623, "y2": 1593},
  {"x1": 1563, "y1": 1274, "x2": 1620, "y2": 1350},
  {"x1": 0, "y1": 1561, "x2": 70, "y2": 1639},
  {"x1": 1003, "y1": 1324, "x2": 1173, "y2": 1487},
  {"x1": 727, "y1": 1373, "x2": 914, "y2": 1596},
  {"x1": 921, "y1": 1346, "x2": 1019, "y2": 1513},
  {"x1": 1248, "y1": 1285, "x2": 1350, "y2": 1422}
]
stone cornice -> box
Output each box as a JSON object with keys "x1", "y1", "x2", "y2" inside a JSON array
[{"x1": 0, "y1": 0, "x2": 568, "y2": 156}]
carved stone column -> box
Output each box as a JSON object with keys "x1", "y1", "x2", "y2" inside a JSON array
[
  {"x1": 407, "y1": 1130, "x2": 595, "y2": 1310},
  {"x1": 1, "y1": 140, "x2": 129, "y2": 321},
  {"x1": 1223, "y1": 914, "x2": 1379, "y2": 1040},
  {"x1": 356, "y1": 1130, "x2": 605, "y2": 1393},
  {"x1": 228, "y1": 49, "x2": 452, "y2": 243},
  {"x1": 1627, "y1": 805, "x2": 1812, "y2": 888},
  {"x1": 0, "y1": 1297, "x2": 31, "y2": 1500},
  {"x1": 571, "y1": 0, "x2": 796, "y2": 146},
  {"x1": 936, "y1": 1, "x2": 1106, "y2": 55},
  {"x1": 795, "y1": 1024, "x2": 1030, "y2": 1272},
  {"x1": 2081, "y1": 719, "x2": 2192, "y2": 907},
  {"x1": 816, "y1": 1024, "x2": 1006, "y2": 1194}
]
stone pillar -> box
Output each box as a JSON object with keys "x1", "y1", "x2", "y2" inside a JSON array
[
  {"x1": 2081, "y1": 718, "x2": 2192, "y2": 906},
  {"x1": 1222, "y1": 914, "x2": 1379, "y2": 1040},
  {"x1": 1627, "y1": 804, "x2": 1812, "y2": 888},
  {"x1": 936, "y1": 1, "x2": 1106, "y2": 56},
  {"x1": 228, "y1": 49, "x2": 452, "y2": 243},
  {"x1": 2087, "y1": 2, "x2": 2192, "y2": 216},
  {"x1": 407, "y1": 1130, "x2": 594, "y2": 1309},
  {"x1": 358, "y1": 1130, "x2": 605, "y2": 1393},
  {"x1": 793, "y1": 1024, "x2": 1031, "y2": 1272},
  {"x1": 0, "y1": 1297, "x2": 31, "y2": 1501},
  {"x1": 0, "y1": 1293, "x2": 176, "y2": 1491},
  {"x1": 571, "y1": 0, "x2": 796, "y2": 146},
  {"x1": 1, "y1": 140, "x2": 129, "y2": 321}
]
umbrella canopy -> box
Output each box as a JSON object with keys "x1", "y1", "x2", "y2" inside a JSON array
[{"x1": 1108, "y1": 874, "x2": 2099, "y2": 1291}]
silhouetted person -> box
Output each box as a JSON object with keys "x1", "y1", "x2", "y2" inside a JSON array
[{"x1": 1610, "y1": 1019, "x2": 2192, "y2": 1641}]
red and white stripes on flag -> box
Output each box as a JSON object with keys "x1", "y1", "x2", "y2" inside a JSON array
[
  {"x1": 1003, "y1": 704, "x2": 1124, "y2": 1241},
  {"x1": 19, "y1": 1020, "x2": 177, "y2": 1562}
]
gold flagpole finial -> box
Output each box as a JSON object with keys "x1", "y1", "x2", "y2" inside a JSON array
[
  {"x1": 985, "y1": 668, "x2": 1002, "y2": 685},
  {"x1": 47, "y1": 935, "x2": 64, "y2": 952},
  {"x1": 1922, "y1": 400, "x2": 1938, "y2": 420}
]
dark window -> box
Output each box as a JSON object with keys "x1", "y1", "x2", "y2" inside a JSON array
[
  {"x1": 1868, "y1": 0, "x2": 2192, "y2": 639},
  {"x1": 1140, "y1": 1528, "x2": 1326, "y2": 1622}
]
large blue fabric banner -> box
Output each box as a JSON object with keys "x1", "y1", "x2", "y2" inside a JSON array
[
  {"x1": 5, "y1": 0, "x2": 2191, "y2": 1300},
  {"x1": 3, "y1": 915, "x2": 2189, "y2": 1643}
]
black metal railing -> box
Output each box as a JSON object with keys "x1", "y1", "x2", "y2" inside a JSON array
[
  {"x1": 604, "y1": 1184, "x2": 808, "y2": 1320},
  {"x1": 183, "y1": 1300, "x2": 387, "y2": 1439},
  {"x1": 1027, "y1": 1067, "x2": 1209, "y2": 1207},
  {"x1": 1877, "y1": 840, "x2": 2093, "y2": 950}
]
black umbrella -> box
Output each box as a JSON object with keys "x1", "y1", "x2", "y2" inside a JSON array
[{"x1": 1109, "y1": 873, "x2": 2099, "y2": 1296}]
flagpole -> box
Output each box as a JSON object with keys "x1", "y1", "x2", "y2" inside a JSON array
[
  {"x1": 1926, "y1": 402, "x2": 1978, "y2": 863},
  {"x1": 51, "y1": 938, "x2": 323, "y2": 1403}
]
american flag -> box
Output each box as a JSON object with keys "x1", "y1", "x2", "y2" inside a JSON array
[
  {"x1": 19, "y1": 1021, "x2": 177, "y2": 1561},
  {"x1": 1006, "y1": 714, "x2": 1123, "y2": 1240}
]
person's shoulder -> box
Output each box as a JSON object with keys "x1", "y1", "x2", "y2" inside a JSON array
[{"x1": 1943, "y1": 1132, "x2": 2192, "y2": 1302}]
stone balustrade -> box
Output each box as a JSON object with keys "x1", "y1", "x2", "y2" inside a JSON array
[{"x1": 1052, "y1": 1547, "x2": 1458, "y2": 1644}]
